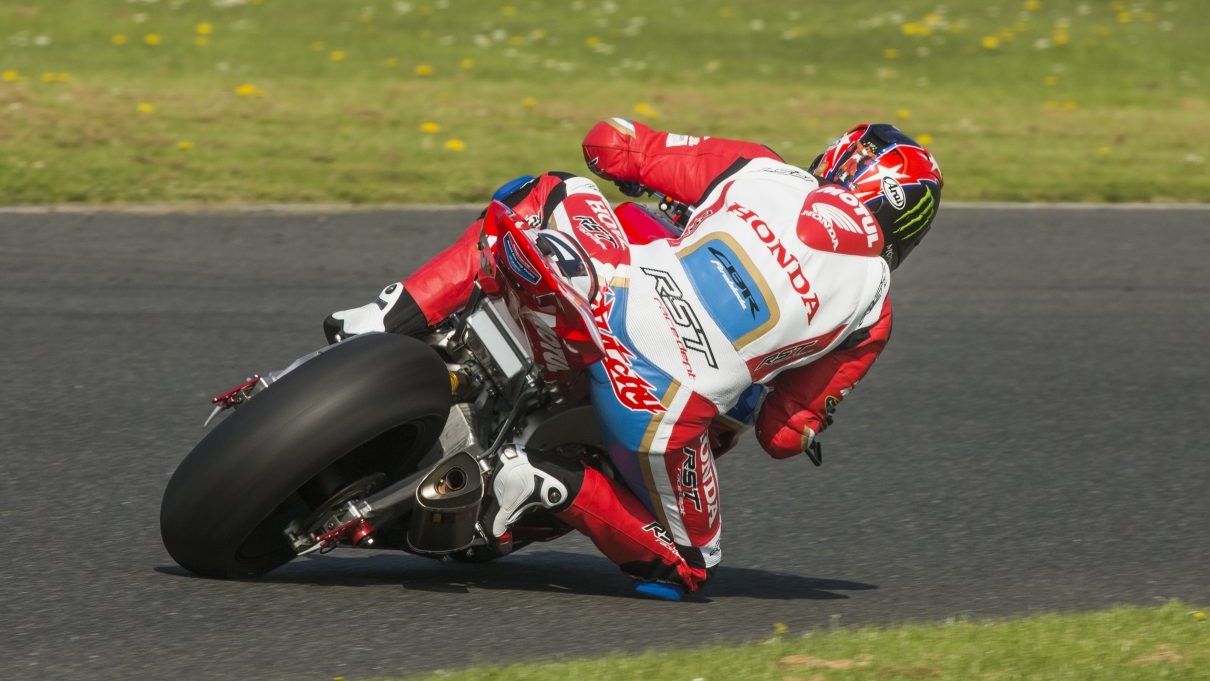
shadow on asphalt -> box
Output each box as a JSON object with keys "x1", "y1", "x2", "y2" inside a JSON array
[{"x1": 155, "y1": 550, "x2": 876, "y2": 602}]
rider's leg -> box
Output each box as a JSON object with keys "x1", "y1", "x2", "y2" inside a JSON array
[
  {"x1": 484, "y1": 440, "x2": 711, "y2": 596},
  {"x1": 325, "y1": 173, "x2": 584, "y2": 341}
]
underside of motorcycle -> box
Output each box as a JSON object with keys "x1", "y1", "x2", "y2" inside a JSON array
[{"x1": 160, "y1": 290, "x2": 603, "y2": 579}]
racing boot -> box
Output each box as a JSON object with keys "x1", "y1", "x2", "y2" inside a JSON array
[
  {"x1": 484, "y1": 444, "x2": 575, "y2": 538},
  {"x1": 323, "y1": 281, "x2": 430, "y2": 343}
]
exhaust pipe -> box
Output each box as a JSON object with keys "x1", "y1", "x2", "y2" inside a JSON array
[{"x1": 406, "y1": 450, "x2": 484, "y2": 553}]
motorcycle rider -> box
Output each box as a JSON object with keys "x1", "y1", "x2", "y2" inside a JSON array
[{"x1": 325, "y1": 118, "x2": 943, "y2": 600}]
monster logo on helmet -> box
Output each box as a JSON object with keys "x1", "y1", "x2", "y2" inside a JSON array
[{"x1": 809, "y1": 123, "x2": 943, "y2": 270}]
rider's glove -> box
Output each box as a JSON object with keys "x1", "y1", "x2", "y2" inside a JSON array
[
  {"x1": 802, "y1": 427, "x2": 823, "y2": 467},
  {"x1": 614, "y1": 180, "x2": 646, "y2": 197},
  {"x1": 323, "y1": 282, "x2": 428, "y2": 344}
]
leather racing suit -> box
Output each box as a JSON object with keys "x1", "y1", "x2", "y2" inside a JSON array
[{"x1": 337, "y1": 119, "x2": 893, "y2": 592}]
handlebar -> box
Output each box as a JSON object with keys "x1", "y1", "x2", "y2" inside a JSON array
[{"x1": 615, "y1": 181, "x2": 692, "y2": 227}]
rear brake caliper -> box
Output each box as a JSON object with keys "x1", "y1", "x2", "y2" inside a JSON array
[
  {"x1": 296, "y1": 502, "x2": 376, "y2": 555},
  {"x1": 203, "y1": 375, "x2": 266, "y2": 427}
]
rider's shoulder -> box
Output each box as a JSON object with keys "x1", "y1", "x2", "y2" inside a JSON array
[{"x1": 732, "y1": 157, "x2": 818, "y2": 186}]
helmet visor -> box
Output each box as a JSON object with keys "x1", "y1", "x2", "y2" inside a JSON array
[{"x1": 832, "y1": 142, "x2": 880, "y2": 185}]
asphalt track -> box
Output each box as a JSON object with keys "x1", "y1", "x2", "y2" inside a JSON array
[{"x1": 2, "y1": 205, "x2": 1208, "y2": 681}]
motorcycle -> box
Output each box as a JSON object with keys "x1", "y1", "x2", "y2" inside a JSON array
[{"x1": 159, "y1": 191, "x2": 700, "y2": 579}]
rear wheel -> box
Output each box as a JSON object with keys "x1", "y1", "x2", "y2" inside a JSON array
[{"x1": 160, "y1": 333, "x2": 451, "y2": 578}]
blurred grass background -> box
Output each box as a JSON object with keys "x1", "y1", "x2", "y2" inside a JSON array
[{"x1": 0, "y1": 0, "x2": 1206, "y2": 205}]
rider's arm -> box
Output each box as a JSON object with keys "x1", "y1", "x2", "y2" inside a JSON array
[
  {"x1": 581, "y1": 118, "x2": 783, "y2": 207},
  {"x1": 754, "y1": 296, "x2": 893, "y2": 459}
]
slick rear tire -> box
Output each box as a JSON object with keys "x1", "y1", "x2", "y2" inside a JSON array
[{"x1": 160, "y1": 333, "x2": 451, "y2": 579}]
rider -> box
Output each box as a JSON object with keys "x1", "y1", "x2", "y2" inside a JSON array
[{"x1": 324, "y1": 118, "x2": 943, "y2": 600}]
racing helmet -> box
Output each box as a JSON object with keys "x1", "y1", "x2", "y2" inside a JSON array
[{"x1": 808, "y1": 123, "x2": 943, "y2": 269}]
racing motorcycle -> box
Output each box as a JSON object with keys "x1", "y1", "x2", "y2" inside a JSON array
[{"x1": 160, "y1": 191, "x2": 697, "y2": 579}]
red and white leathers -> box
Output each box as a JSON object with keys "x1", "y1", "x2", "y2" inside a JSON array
[{"x1": 372, "y1": 120, "x2": 893, "y2": 593}]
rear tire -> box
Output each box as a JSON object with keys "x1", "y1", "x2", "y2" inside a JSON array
[{"x1": 160, "y1": 333, "x2": 451, "y2": 579}]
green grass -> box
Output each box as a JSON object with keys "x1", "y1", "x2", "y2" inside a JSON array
[
  {"x1": 1, "y1": 0, "x2": 1207, "y2": 205},
  {"x1": 392, "y1": 601, "x2": 1209, "y2": 681}
]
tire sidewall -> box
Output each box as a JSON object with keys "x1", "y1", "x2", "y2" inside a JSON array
[{"x1": 160, "y1": 333, "x2": 451, "y2": 578}]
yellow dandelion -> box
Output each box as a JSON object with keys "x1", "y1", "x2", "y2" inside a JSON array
[
  {"x1": 1061, "y1": 100, "x2": 1078, "y2": 110},
  {"x1": 917, "y1": 134, "x2": 934, "y2": 145},
  {"x1": 521, "y1": 96, "x2": 538, "y2": 108},
  {"x1": 195, "y1": 23, "x2": 213, "y2": 36},
  {"x1": 144, "y1": 33, "x2": 162, "y2": 46},
  {"x1": 56, "y1": 73, "x2": 70, "y2": 82},
  {"x1": 194, "y1": 36, "x2": 209, "y2": 47},
  {"x1": 1044, "y1": 75, "x2": 1059, "y2": 86},
  {"x1": 1192, "y1": 610, "x2": 1207, "y2": 620},
  {"x1": 419, "y1": 121, "x2": 441, "y2": 134},
  {"x1": 444, "y1": 139, "x2": 466, "y2": 151},
  {"x1": 1116, "y1": 10, "x2": 1132, "y2": 23},
  {"x1": 235, "y1": 83, "x2": 264, "y2": 97},
  {"x1": 1097, "y1": 146, "x2": 1112, "y2": 155},
  {"x1": 1024, "y1": 0, "x2": 1041, "y2": 11},
  {"x1": 508, "y1": 35, "x2": 525, "y2": 47},
  {"x1": 897, "y1": 109, "x2": 912, "y2": 119},
  {"x1": 40, "y1": 72, "x2": 58, "y2": 83},
  {"x1": 177, "y1": 140, "x2": 194, "y2": 150},
  {"x1": 311, "y1": 41, "x2": 326, "y2": 52},
  {"x1": 1053, "y1": 29, "x2": 1070, "y2": 45},
  {"x1": 718, "y1": 7, "x2": 733, "y2": 18},
  {"x1": 111, "y1": 34, "x2": 128, "y2": 46},
  {"x1": 501, "y1": 5, "x2": 517, "y2": 16},
  {"x1": 329, "y1": 50, "x2": 347, "y2": 62},
  {"x1": 772, "y1": 622, "x2": 788, "y2": 635},
  {"x1": 383, "y1": 57, "x2": 400, "y2": 68},
  {"x1": 530, "y1": 28, "x2": 547, "y2": 40},
  {"x1": 459, "y1": 58, "x2": 475, "y2": 70},
  {"x1": 883, "y1": 48, "x2": 899, "y2": 59},
  {"x1": 415, "y1": 63, "x2": 434, "y2": 76},
  {"x1": 136, "y1": 102, "x2": 156, "y2": 114},
  {"x1": 633, "y1": 102, "x2": 660, "y2": 118},
  {"x1": 981, "y1": 35, "x2": 1000, "y2": 50},
  {"x1": 2, "y1": 70, "x2": 18, "y2": 82},
  {"x1": 585, "y1": 36, "x2": 601, "y2": 48}
]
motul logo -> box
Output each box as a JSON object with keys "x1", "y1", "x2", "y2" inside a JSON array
[
  {"x1": 727, "y1": 202, "x2": 820, "y2": 322},
  {"x1": 816, "y1": 185, "x2": 880, "y2": 247}
]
